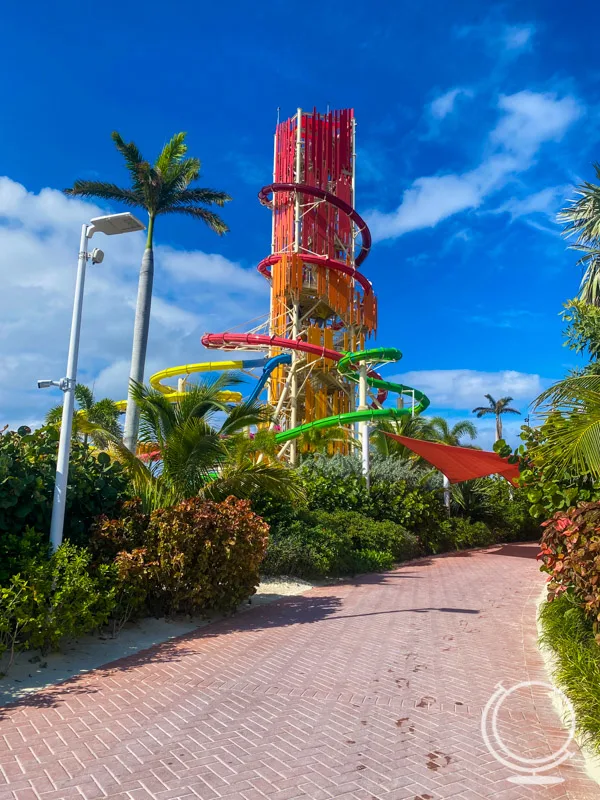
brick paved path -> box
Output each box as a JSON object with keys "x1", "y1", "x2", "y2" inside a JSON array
[{"x1": 0, "y1": 544, "x2": 597, "y2": 800}]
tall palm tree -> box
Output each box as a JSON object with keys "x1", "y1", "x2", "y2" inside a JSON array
[
  {"x1": 429, "y1": 417, "x2": 478, "y2": 512},
  {"x1": 45, "y1": 384, "x2": 120, "y2": 449},
  {"x1": 101, "y1": 374, "x2": 303, "y2": 512},
  {"x1": 472, "y1": 395, "x2": 520, "y2": 441},
  {"x1": 64, "y1": 132, "x2": 231, "y2": 452},
  {"x1": 558, "y1": 164, "x2": 600, "y2": 305}
]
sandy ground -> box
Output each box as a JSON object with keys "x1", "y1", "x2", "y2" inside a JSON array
[{"x1": 0, "y1": 577, "x2": 314, "y2": 707}]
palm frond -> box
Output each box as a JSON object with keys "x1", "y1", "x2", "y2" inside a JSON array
[
  {"x1": 166, "y1": 205, "x2": 229, "y2": 234},
  {"x1": 154, "y1": 132, "x2": 188, "y2": 174},
  {"x1": 44, "y1": 404, "x2": 63, "y2": 426},
  {"x1": 451, "y1": 420, "x2": 478, "y2": 440},
  {"x1": 201, "y1": 461, "x2": 304, "y2": 504},
  {"x1": 74, "y1": 384, "x2": 94, "y2": 411},
  {"x1": 472, "y1": 407, "x2": 494, "y2": 417},
  {"x1": 63, "y1": 181, "x2": 142, "y2": 207},
  {"x1": 169, "y1": 188, "x2": 232, "y2": 207},
  {"x1": 219, "y1": 401, "x2": 274, "y2": 436},
  {"x1": 161, "y1": 418, "x2": 224, "y2": 497}
]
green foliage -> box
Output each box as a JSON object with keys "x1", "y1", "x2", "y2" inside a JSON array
[
  {"x1": 92, "y1": 496, "x2": 269, "y2": 617},
  {"x1": 496, "y1": 428, "x2": 600, "y2": 519},
  {"x1": 538, "y1": 501, "x2": 600, "y2": 635},
  {"x1": 442, "y1": 518, "x2": 495, "y2": 549},
  {"x1": 108, "y1": 380, "x2": 303, "y2": 513},
  {"x1": 262, "y1": 509, "x2": 420, "y2": 579},
  {"x1": 0, "y1": 425, "x2": 129, "y2": 579},
  {"x1": 0, "y1": 542, "x2": 116, "y2": 666},
  {"x1": 538, "y1": 593, "x2": 600, "y2": 754},
  {"x1": 562, "y1": 299, "x2": 600, "y2": 364},
  {"x1": 46, "y1": 384, "x2": 122, "y2": 449}
]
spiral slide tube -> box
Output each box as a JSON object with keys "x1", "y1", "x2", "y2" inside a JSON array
[
  {"x1": 115, "y1": 356, "x2": 290, "y2": 412},
  {"x1": 201, "y1": 333, "x2": 429, "y2": 442},
  {"x1": 202, "y1": 158, "x2": 429, "y2": 445}
]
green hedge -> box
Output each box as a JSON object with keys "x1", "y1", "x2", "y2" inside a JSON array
[
  {"x1": 539, "y1": 593, "x2": 600, "y2": 754},
  {"x1": 262, "y1": 509, "x2": 420, "y2": 579},
  {"x1": 0, "y1": 426, "x2": 129, "y2": 583}
]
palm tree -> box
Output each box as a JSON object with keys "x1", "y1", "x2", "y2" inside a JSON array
[
  {"x1": 558, "y1": 164, "x2": 600, "y2": 305},
  {"x1": 64, "y1": 132, "x2": 231, "y2": 452},
  {"x1": 429, "y1": 417, "x2": 478, "y2": 511},
  {"x1": 531, "y1": 374, "x2": 600, "y2": 479},
  {"x1": 45, "y1": 384, "x2": 121, "y2": 449},
  {"x1": 101, "y1": 374, "x2": 302, "y2": 512},
  {"x1": 371, "y1": 415, "x2": 435, "y2": 459},
  {"x1": 472, "y1": 395, "x2": 521, "y2": 441}
]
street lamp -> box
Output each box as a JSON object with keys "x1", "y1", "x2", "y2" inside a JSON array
[{"x1": 39, "y1": 212, "x2": 145, "y2": 551}]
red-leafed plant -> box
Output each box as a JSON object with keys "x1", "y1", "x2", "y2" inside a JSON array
[{"x1": 539, "y1": 501, "x2": 600, "y2": 638}]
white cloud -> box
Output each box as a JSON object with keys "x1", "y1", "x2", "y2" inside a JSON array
[
  {"x1": 455, "y1": 20, "x2": 535, "y2": 55},
  {"x1": 389, "y1": 368, "x2": 545, "y2": 411},
  {"x1": 498, "y1": 185, "x2": 571, "y2": 221},
  {"x1": 0, "y1": 177, "x2": 268, "y2": 429},
  {"x1": 367, "y1": 90, "x2": 582, "y2": 242},
  {"x1": 502, "y1": 24, "x2": 535, "y2": 52},
  {"x1": 491, "y1": 91, "x2": 581, "y2": 156},
  {"x1": 430, "y1": 88, "x2": 469, "y2": 120}
]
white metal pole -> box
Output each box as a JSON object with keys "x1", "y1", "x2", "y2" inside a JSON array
[
  {"x1": 49, "y1": 223, "x2": 89, "y2": 551},
  {"x1": 443, "y1": 474, "x2": 451, "y2": 514},
  {"x1": 357, "y1": 361, "x2": 370, "y2": 489},
  {"x1": 289, "y1": 108, "x2": 303, "y2": 467}
]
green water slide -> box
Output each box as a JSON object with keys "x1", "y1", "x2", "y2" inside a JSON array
[{"x1": 274, "y1": 348, "x2": 430, "y2": 444}]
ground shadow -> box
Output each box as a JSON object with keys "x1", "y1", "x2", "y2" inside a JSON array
[{"x1": 488, "y1": 543, "x2": 540, "y2": 559}]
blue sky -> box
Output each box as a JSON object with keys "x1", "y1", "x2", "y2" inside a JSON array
[{"x1": 1, "y1": 0, "x2": 599, "y2": 447}]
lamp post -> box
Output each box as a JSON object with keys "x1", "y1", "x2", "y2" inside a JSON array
[{"x1": 39, "y1": 213, "x2": 145, "y2": 551}]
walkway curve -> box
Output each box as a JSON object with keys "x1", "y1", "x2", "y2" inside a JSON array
[{"x1": 0, "y1": 545, "x2": 597, "y2": 799}]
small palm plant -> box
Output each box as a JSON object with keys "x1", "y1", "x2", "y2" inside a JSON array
[
  {"x1": 64, "y1": 132, "x2": 231, "y2": 452},
  {"x1": 101, "y1": 374, "x2": 302, "y2": 511},
  {"x1": 531, "y1": 374, "x2": 600, "y2": 479},
  {"x1": 45, "y1": 384, "x2": 120, "y2": 450},
  {"x1": 472, "y1": 394, "x2": 521, "y2": 441}
]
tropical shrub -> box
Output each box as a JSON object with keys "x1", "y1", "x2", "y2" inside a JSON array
[
  {"x1": 538, "y1": 592, "x2": 600, "y2": 753},
  {"x1": 495, "y1": 430, "x2": 600, "y2": 520},
  {"x1": 92, "y1": 496, "x2": 269, "y2": 617},
  {"x1": 0, "y1": 542, "x2": 116, "y2": 666},
  {"x1": 442, "y1": 518, "x2": 495, "y2": 549},
  {"x1": 262, "y1": 509, "x2": 420, "y2": 579},
  {"x1": 0, "y1": 426, "x2": 129, "y2": 580},
  {"x1": 538, "y1": 501, "x2": 600, "y2": 636}
]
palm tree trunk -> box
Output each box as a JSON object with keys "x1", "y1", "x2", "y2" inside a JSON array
[
  {"x1": 496, "y1": 414, "x2": 502, "y2": 442},
  {"x1": 123, "y1": 245, "x2": 154, "y2": 452}
]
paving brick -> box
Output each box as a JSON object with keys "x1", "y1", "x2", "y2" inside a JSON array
[{"x1": 0, "y1": 545, "x2": 598, "y2": 798}]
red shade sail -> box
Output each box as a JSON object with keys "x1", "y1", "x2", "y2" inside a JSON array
[{"x1": 384, "y1": 434, "x2": 521, "y2": 484}]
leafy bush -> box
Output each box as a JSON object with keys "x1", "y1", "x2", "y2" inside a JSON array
[
  {"x1": 0, "y1": 426, "x2": 130, "y2": 581},
  {"x1": 92, "y1": 496, "x2": 269, "y2": 617},
  {"x1": 442, "y1": 518, "x2": 495, "y2": 549},
  {"x1": 262, "y1": 509, "x2": 420, "y2": 579},
  {"x1": 0, "y1": 542, "x2": 116, "y2": 666},
  {"x1": 538, "y1": 501, "x2": 600, "y2": 636},
  {"x1": 300, "y1": 453, "x2": 439, "y2": 489},
  {"x1": 539, "y1": 592, "x2": 600, "y2": 754},
  {"x1": 496, "y1": 429, "x2": 600, "y2": 520}
]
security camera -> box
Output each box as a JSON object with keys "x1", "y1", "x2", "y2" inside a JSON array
[
  {"x1": 37, "y1": 379, "x2": 54, "y2": 389},
  {"x1": 91, "y1": 248, "x2": 104, "y2": 265}
]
